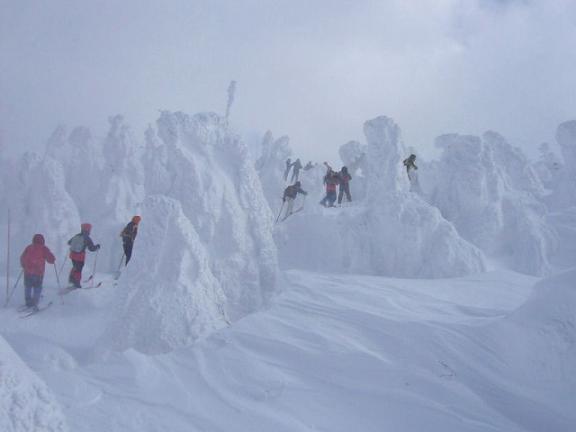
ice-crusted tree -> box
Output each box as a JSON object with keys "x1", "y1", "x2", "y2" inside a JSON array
[
  {"x1": 255, "y1": 130, "x2": 292, "y2": 210},
  {"x1": 142, "y1": 124, "x2": 170, "y2": 196},
  {"x1": 66, "y1": 126, "x2": 103, "y2": 220},
  {"x1": 0, "y1": 152, "x2": 80, "y2": 274},
  {"x1": 0, "y1": 336, "x2": 68, "y2": 432},
  {"x1": 154, "y1": 111, "x2": 278, "y2": 318},
  {"x1": 348, "y1": 116, "x2": 486, "y2": 278},
  {"x1": 533, "y1": 142, "x2": 562, "y2": 190},
  {"x1": 430, "y1": 132, "x2": 556, "y2": 276},
  {"x1": 554, "y1": 120, "x2": 576, "y2": 209},
  {"x1": 96, "y1": 115, "x2": 145, "y2": 271},
  {"x1": 101, "y1": 195, "x2": 228, "y2": 354}
]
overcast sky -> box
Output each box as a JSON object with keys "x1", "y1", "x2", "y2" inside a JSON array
[{"x1": 1, "y1": 0, "x2": 575, "y2": 161}]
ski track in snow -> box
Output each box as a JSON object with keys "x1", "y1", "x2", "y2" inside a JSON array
[{"x1": 2, "y1": 268, "x2": 574, "y2": 432}]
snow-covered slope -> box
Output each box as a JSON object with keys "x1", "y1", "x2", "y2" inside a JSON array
[
  {"x1": 0, "y1": 336, "x2": 68, "y2": 432},
  {"x1": 2, "y1": 267, "x2": 574, "y2": 431}
]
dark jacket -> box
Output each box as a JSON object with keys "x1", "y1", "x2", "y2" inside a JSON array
[
  {"x1": 121, "y1": 221, "x2": 138, "y2": 244},
  {"x1": 283, "y1": 184, "x2": 307, "y2": 201}
]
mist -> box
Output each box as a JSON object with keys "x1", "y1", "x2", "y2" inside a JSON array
[{"x1": 1, "y1": 0, "x2": 575, "y2": 161}]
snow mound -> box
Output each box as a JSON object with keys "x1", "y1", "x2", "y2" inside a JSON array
[
  {"x1": 280, "y1": 116, "x2": 485, "y2": 278},
  {"x1": 430, "y1": 132, "x2": 556, "y2": 275},
  {"x1": 151, "y1": 111, "x2": 278, "y2": 317},
  {"x1": 484, "y1": 268, "x2": 576, "y2": 418},
  {"x1": 102, "y1": 195, "x2": 228, "y2": 354},
  {"x1": 0, "y1": 336, "x2": 68, "y2": 432}
]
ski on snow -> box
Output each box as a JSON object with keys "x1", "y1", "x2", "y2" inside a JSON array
[
  {"x1": 20, "y1": 302, "x2": 53, "y2": 318},
  {"x1": 280, "y1": 206, "x2": 305, "y2": 222}
]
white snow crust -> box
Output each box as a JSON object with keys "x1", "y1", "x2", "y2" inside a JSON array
[
  {"x1": 0, "y1": 336, "x2": 68, "y2": 432},
  {"x1": 427, "y1": 132, "x2": 557, "y2": 275}
]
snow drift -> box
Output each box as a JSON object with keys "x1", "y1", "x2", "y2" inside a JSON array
[{"x1": 0, "y1": 336, "x2": 68, "y2": 432}]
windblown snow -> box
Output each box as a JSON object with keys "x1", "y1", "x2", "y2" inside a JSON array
[
  {"x1": 0, "y1": 336, "x2": 68, "y2": 432},
  {"x1": 1, "y1": 110, "x2": 575, "y2": 431}
]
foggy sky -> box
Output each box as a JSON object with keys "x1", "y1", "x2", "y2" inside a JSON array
[{"x1": 1, "y1": 0, "x2": 575, "y2": 162}]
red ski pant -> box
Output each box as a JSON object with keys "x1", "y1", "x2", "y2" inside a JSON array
[{"x1": 69, "y1": 260, "x2": 84, "y2": 288}]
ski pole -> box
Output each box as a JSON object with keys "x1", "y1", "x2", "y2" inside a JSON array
[
  {"x1": 5, "y1": 209, "x2": 11, "y2": 306},
  {"x1": 275, "y1": 201, "x2": 285, "y2": 224},
  {"x1": 4, "y1": 269, "x2": 23, "y2": 307},
  {"x1": 89, "y1": 249, "x2": 99, "y2": 288},
  {"x1": 113, "y1": 253, "x2": 125, "y2": 281},
  {"x1": 59, "y1": 250, "x2": 67, "y2": 276},
  {"x1": 53, "y1": 263, "x2": 64, "y2": 304}
]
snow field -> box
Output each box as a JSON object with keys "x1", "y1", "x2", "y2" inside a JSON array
[{"x1": 2, "y1": 268, "x2": 575, "y2": 431}]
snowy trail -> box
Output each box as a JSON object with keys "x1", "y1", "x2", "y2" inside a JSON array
[{"x1": 2, "y1": 269, "x2": 575, "y2": 432}]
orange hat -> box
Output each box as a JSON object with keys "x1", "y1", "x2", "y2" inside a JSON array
[
  {"x1": 81, "y1": 223, "x2": 92, "y2": 233},
  {"x1": 132, "y1": 215, "x2": 142, "y2": 224}
]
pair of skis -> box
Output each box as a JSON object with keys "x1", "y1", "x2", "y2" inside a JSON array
[
  {"x1": 18, "y1": 302, "x2": 53, "y2": 318},
  {"x1": 276, "y1": 196, "x2": 307, "y2": 224}
]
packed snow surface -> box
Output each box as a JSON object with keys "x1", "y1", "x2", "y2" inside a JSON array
[
  {"x1": 0, "y1": 336, "x2": 68, "y2": 432},
  {"x1": 1, "y1": 267, "x2": 575, "y2": 431}
]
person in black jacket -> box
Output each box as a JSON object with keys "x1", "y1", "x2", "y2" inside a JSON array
[
  {"x1": 337, "y1": 166, "x2": 352, "y2": 204},
  {"x1": 120, "y1": 216, "x2": 141, "y2": 265},
  {"x1": 282, "y1": 181, "x2": 307, "y2": 218}
]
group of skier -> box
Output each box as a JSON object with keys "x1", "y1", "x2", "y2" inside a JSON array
[
  {"x1": 279, "y1": 153, "x2": 419, "y2": 221},
  {"x1": 16, "y1": 216, "x2": 141, "y2": 312}
]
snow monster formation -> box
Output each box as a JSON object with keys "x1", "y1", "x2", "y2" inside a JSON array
[
  {"x1": 0, "y1": 152, "x2": 80, "y2": 274},
  {"x1": 553, "y1": 120, "x2": 576, "y2": 209},
  {"x1": 279, "y1": 116, "x2": 486, "y2": 278},
  {"x1": 255, "y1": 130, "x2": 292, "y2": 210},
  {"x1": 347, "y1": 117, "x2": 486, "y2": 277},
  {"x1": 0, "y1": 336, "x2": 68, "y2": 432},
  {"x1": 103, "y1": 111, "x2": 278, "y2": 354},
  {"x1": 429, "y1": 132, "x2": 556, "y2": 276},
  {"x1": 103, "y1": 196, "x2": 228, "y2": 354}
]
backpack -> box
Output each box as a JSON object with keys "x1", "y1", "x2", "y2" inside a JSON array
[{"x1": 69, "y1": 234, "x2": 85, "y2": 253}]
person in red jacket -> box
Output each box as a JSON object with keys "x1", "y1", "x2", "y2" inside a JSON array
[
  {"x1": 67, "y1": 223, "x2": 100, "y2": 289},
  {"x1": 20, "y1": 234, "x2": 56, "y2": 310}
]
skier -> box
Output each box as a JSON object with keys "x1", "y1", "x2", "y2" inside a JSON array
[
  {"x1": 19, "y1": 234, "x2": 55, "y2": 310},
  {"x1": 403, "y1": 154, "x2": 421, "y2": 192},
  {"x1": 303, "y1": 161, "x2": 315, "y2": 171},
  {"x1": 291, "y1": 158, "x2": 303, "y2": 182},
  {"x1": 337, "y1": 166, "x2": 352, "y2": 204},
  {"x1": 320, "y1": 163, "x2": 339, "y2": 207},
  {"x1": 282, "y1": 181, "x2": 307, "y2": 219},
  {"x1": 120, "y1": 215, "x2": 141, "y2": 265},
  {"x1": 67, "y1": 223, "x2": 100, "y2": 289},
  {"x1": 284, "y1": 158, "x2": 292, "y2": 181},
  {"x1": 403, "y1": 154, "x2": 418, "y2": 176}
]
